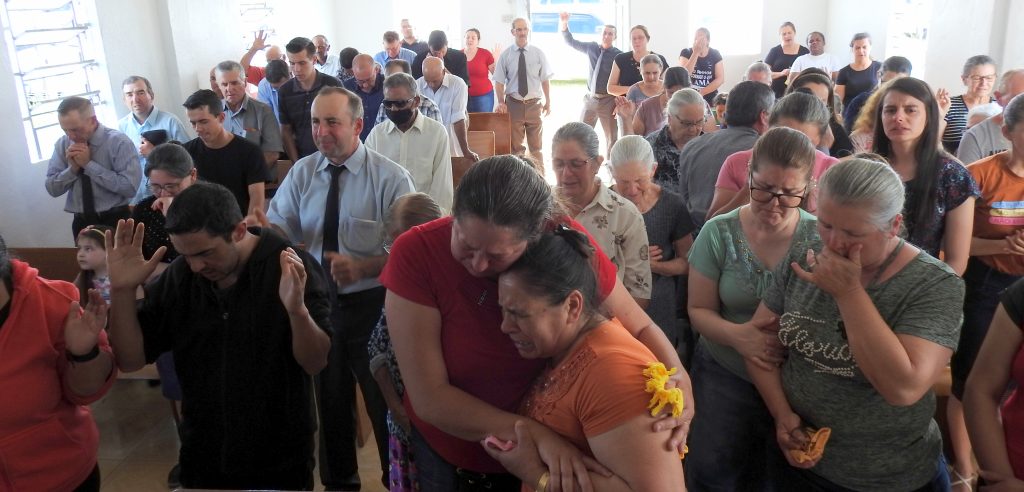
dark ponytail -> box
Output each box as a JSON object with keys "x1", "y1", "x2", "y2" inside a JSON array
[{"x1": 506, "y1": 225, "x2": 599, "y2": 315}]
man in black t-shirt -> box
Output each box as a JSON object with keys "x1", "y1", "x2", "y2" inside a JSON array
[
  {"x1": 182, "y1": 89, "x2": 270, "y2": 224},
  {"x1": 279, "y1": 37, "x2": 342, "y2": 161}
]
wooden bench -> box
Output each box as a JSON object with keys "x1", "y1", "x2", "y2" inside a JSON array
[{"x1": 468, "y1": 112, "x2": 512, "y2": 155}]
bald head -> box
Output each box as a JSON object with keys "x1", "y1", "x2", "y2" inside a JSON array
[
  {"x1": 996, "y1": 69, "x2": 1024, "y2": 106},
  {"x1": 266, "y1": 45, "x2": 283, "y2": 61},
  {"x1": 353, "y1": 53, "x2": 375, "y2": 72},
  {"x1": 423, "y1": 56, "x2": 445, "y2": 79},
  {"x1": 352, "y1": 54, "x2": 379, "y2": 92}
]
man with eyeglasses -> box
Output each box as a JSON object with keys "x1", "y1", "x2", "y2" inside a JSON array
[
  {"x1": 366, "y1": 73, "x2": 452, "y2": 210},
  {"x1": 411, "y1": 30, "x2": 470, "y2": 88},
  {"x1": 560, "y1": 11, "x2": 620, "y2": 153},
  {"x1": 267, "y1": 86, "x2": 414, "y2": 490},
  {"x1": 182, "y1": 89, "x2": 270, "y2": 227},
  {"x1": 343, "y1": 54, "x2": 387, "y2": 141},
  {"x1": 118, "y1": 75, "x2": 190, "y2": 204},
  {"x1": 678, "y1": 80, "x2": 774, "y2": 229},
  {"x1": 279, "y1": 36, "x2": 342, "y2": 162}
]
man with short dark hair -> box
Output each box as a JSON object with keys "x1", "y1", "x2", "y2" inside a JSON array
[
  {"x1": 106, "y1": 181, "x2": 332, "y2": 491},
  {"x1": 343, "y1": 53, "x2": 386, "y2": 141},
  {"x1": 118, "y1": 75, "x2": 190, "y2": 203},
  {"x1": 842, "y1": 55, "x2": 913, "y2": 130},
  {"x1": 46, "y1": 96, "x2": 141, "y2": 238},
  {"x1": 313, "y1": 34, "x2": 341, "y2": 76},
  {"x1": 182, "y1": 89, "x2": 270, "y2": 224},
  {"x1": 366, "y1": 73, "x2": 452, "y2": 209},
  {"x1": 374, "y1": 30, "x2": 417, "y2": 69},
  {"x1": 279, "y1": 36, "x2": 342, "y2": 161},
  {"x1": 267, "y1": 86, "x2": 414, "y2": 491},
  {"x1": 216, "y1": 60, "x2": 284, "y2": 167},
  {"x1": 411, "y1": 30, "x2": 469, "y2": 87},
  {"x1": 258, "y1": 59, "x2": 290, "y2": 121},
  {"x1": 677, "y1": 80, "x2": 775, "y2": 228},
  {"x1": 400, "y1": 19, "x2": 428, "y2": 57}
]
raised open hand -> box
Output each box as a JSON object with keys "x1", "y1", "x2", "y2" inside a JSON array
[{"x1": 106, "y1": 219, "x2": 165, "y2": 291}]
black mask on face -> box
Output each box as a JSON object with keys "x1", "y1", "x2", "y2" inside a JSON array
[{"x1": 385, "y1": 107, "x2": 415, "y2": 126}]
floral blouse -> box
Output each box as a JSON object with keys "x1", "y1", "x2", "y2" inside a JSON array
[
  {"x1": 903, "y1": 156, "x2": 980, "y2": 257},
  {"x1": 574, "y1": 184, "x2": 652, "y2": 299}
]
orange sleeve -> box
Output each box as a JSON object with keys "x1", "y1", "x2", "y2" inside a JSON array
[{"x1": 574, "y1": 328, "x2": 656, "y2": 438}]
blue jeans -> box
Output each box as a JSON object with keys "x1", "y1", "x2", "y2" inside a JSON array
[
  {"x1": 685, "y1": 344, "x2": 783, "y2": 491},
  {"x1": 467, "y1": 91, "x2": 495, "y2": 113},
  {"x1": 951, "y1": 257, "x2": 1021, "y2": 399},
  {"x1": 776, "y1": 454, "x2": 951, "y2": 491}
]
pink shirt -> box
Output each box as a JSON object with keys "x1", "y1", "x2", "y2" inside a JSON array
[{"x1": 715, "y1": 149, "x2": 838, "y2": 213}]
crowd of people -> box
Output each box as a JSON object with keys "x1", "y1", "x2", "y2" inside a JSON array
[{"x1": 4, "y1": 11, "x2": 1024, "y2": 492}]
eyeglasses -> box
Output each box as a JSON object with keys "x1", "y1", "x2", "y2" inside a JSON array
[
  {"x1": 552, "y1": 158, "x2": 592, "y2": 170},
  {"x1": 148, "y1": 180, "x2": 184, "y2": 194},
  {"x1": 968, "y1": 75, "x2": 996, "y2": 83},
  {"x1": 748, "y1": 179, "x2": 807, "y2": 208},
  {"x1": 673, "y1": 114, "x2": 705, "y2": 129},
  {"x1": 382, "y1": 97, "x2": 415, "y2": 109}
]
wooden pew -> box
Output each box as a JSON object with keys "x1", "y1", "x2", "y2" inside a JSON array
[
  {"x1": 468, "y1": 112, "x2": 512, "y2": 155},
  {"x1": 468, "y1": 130, "x2": 496, "y2": 158}
]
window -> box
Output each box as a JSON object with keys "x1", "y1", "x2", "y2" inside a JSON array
[
  {"x1": 239, "y1": 1, "x2": 275, "y2": 66},
  {"x1": 0, "y1": 0, "x2": 111, "y2": 161},
  {"x1": 887, "y1": 0, "x2": 930, "y2": 78},
  {"x1": 688, "y1": 0, "x2": 762, "y2": 56}
]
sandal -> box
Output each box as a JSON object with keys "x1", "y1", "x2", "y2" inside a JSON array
[{"x1": 950, "y1": 468, "x2": 977, "y2": 492}]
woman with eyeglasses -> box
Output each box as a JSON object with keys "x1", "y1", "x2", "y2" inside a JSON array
[
  {"x1": 646, "y1": 88, "x2": 708, "y2": 190},
  {"x1": 553, "y1": 122, "x2": 652, "y2": 307},
  {"x1": 940, "y1": 55, "x2": 998, "y2": 154},
  {"x1": 708, "y1": 92, "x2": 840, "y2": 218},
  {"x1": 685, "y1": 127, "x2": 820, "y2": 489}
]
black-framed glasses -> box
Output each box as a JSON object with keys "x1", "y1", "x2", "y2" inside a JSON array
[
  {"x1": 672, "y1": 114, "x2": 705, "y2": 129},
  {"x1": 382, "y1": 97, "x2": 415, "y2": 109},
  {"x1": 148, "y1": 180, "x2": 184, "y2": 194},
  {"x1": 748, "y1": 179, "x2": 807, "y2": 208}
]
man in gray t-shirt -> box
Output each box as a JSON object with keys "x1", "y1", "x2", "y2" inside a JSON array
[
  {"x1": 763, "y1": 243, "x2": 964, "y2": 490},
  {"x1": 677, "y1": 81, "x2": 773, "y2": 229}
]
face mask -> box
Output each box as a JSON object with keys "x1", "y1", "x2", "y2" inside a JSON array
[{"x1": 385, "y1": 107, "x2": 414, "y2": 126}]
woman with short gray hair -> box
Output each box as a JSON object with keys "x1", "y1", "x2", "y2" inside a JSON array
[
  {"x1": 608, "y1": 135, "x2": 695, "y2": 351},
  {"x1": 745, "y1": 157, "x2": 965, "y2": 490},
  {"x1": 646, "y1": 88, "x2": 708, "y2": 189},
  {"x1": 553, "y1": 122, "x2": 652, "y2": 304},
  {"x1": 940, "y1": 54, "x2": 998, "y2": 153}
]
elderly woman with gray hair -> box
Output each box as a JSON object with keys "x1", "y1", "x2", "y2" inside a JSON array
[
  {"x1": 632, "y1": 66, "x2": 696, "y2": 137},
  {"x1": 553, "y1": 122, "x2": 652, "y2": 306},
  {"x1": 646, "y1": 88, "x2": 708, "y2": 190},
  {"x1": 745, "y1": 158, "x2": 965, "y2": 490},
  {"x1": 608, "y1": 135, "x2": 695, "y2": 347}
]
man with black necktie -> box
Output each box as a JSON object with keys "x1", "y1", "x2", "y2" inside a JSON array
[
  {"x1": 46, "y1": 96, "x2": 141, "y2": 239},
  {"x1": 267, "y1": 86, "x2": 413, "y2": 491},
  {"x1": 494, "y1": 17, "x2": 553, "y2": 164},
  {"x1": 561, "y1": 12, "x2": 620, "y2": 153}
]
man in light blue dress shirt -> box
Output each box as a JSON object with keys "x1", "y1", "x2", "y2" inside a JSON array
[
  {"x1": 267, "y1": 86, "x2": 413, "y2": 491},
  {"x1": 117, "y1": 76, "x2": 189, "y2": 204},
  {"x1": 372, "y1": 31, "x2": 418, "y2": 69},
  {"x1": 48, "y1": 97, "x2": 141, "y2": 238},
  {"x1": 257, "y1": 59, "x2": 290, "y2": 122},
  {"x1": 494, "y1": 18, "x2": 554, "y2": 163}
]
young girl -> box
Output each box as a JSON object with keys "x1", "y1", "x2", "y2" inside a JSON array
[
  {"x1": 367, "y1": 192, "x2": 443, "y2": 492},
  {"x1": 73, "y1": 225, "x2": 113, "y2": 306}
]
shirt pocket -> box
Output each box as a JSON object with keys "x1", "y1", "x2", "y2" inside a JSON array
[{"x1": 340, "y1": 217, "x2": 383, "y2": 256}]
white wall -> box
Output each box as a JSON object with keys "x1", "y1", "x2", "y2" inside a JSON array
[{"x1": 0, "y1": 0, "x2": 1017, "y2": 247}]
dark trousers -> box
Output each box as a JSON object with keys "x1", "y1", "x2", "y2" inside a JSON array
[
  {"x1": 315, "y1": 286, "x2": 390, "y2": 489},
  {"x1": 685, "y1": 344, "x2": 782, "y2": 491},
  {"x1": 410, "y1": 426, "x2": 520, "y2": 492},
  {"x1": 72, "y1": 464, "x2": 100, "y2": 492},
  {"x1": 951, "y1": 257, "x2": 1022, "y2": 399},
  {"x1": 71, "y1": 206, "x2": 131, "y2": 239}
]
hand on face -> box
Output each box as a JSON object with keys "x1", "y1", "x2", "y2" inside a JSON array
[{"x1": 791, "y1": 245, "x2": 864, "y2": 298}]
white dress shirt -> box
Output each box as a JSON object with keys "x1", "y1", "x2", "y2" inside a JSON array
[{"x1": 365, "y1": 112, "x2": 453, "y2": 211}]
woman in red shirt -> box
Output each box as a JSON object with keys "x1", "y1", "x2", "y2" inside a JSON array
[
  {"x1": 463, "y1": 28, "x2": 496, "y2": 113},
  {"x1": 0, "y1": 234, "x2": 116, "y2": 491},
  {"x1": 380, "y1": 155, "x2": 690, "y2": 491}
]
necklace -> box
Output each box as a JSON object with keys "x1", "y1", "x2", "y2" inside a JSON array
[{"x1": 867, "y1": 238, "x2": 905, "y2": 287}]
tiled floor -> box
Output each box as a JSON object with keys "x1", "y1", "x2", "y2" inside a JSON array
[{"x1": 93, "y1": 380, "x2": 387, "y2": 492}]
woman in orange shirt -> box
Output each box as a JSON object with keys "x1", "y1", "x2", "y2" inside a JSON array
[{"x1": 483, "y1": 227, "x2": 686, "y2": 491}]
